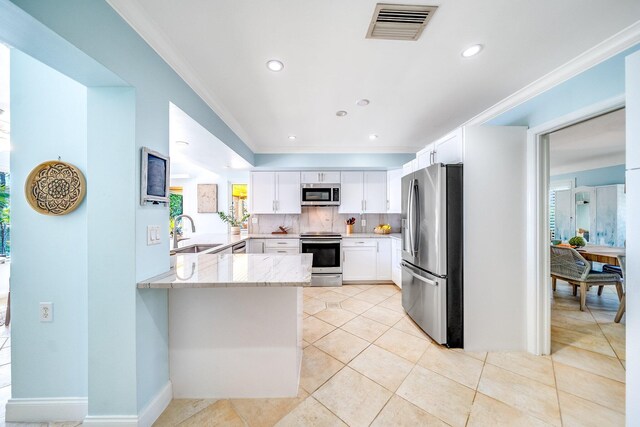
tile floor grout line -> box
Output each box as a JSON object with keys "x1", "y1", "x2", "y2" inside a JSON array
[
  {"x1": 587, "y1": 304, "x2": 626, "y2": 367},
  {"x1": 464, "y1": 355, "x2": 488, "y2": 427},
  {"x1": 550, "y1": 352, "x2": 565, "y2": 427}
]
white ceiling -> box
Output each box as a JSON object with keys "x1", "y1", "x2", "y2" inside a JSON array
[
  {"x1": 109, "y1": 0, "x2": 640, "y2": 154},
  {"x1": 549, "y1": 108, "x2": 625, "y2": 175},
  {"x1": 170, "y1": 102, "x2": 252, "y2": 178}
]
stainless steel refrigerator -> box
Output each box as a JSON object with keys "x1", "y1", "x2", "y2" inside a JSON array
[{"x1": 401, "y1": 163, "x2": 463, "y2": 347}]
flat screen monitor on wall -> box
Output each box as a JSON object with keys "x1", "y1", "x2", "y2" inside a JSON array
[{"x1": 141, "y1": 147, "x2": 170, "y2": 205}]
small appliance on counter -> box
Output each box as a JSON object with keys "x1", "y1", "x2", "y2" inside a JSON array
[
  {"x1": 300, "y1": 232, "x2": 342, "y2": 286},
  {"x1": 402, "y1": 163, "x2": 463, "y2": 347}
]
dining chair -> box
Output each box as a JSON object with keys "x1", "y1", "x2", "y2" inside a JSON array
[
  {"x1": 615, "y1": 255, "x2": 626, "y2": 323},
  {"x1": 550, "y1": 246, "x2": 623, "y2": 311}
]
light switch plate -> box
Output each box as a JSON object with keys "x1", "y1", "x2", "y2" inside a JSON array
[
  {"x1": 251, "y1": 217, "x2": 258, "y2": 224},
  {"x1": 361, "y1": 219, "x2": 366, "y2": 227},
  {"x1": 147, "y1": 225, "x2": 161, "y2": 245}
]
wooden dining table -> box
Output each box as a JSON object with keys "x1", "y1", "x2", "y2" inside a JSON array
[{"x1": 576, "y1": 245, "x2": 625, "y2": 266}]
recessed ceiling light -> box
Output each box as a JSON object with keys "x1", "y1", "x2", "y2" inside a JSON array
[
  {"x1": 356, "y1": 99, "x2": 370, "y2": 106},
  {"x1": 175, "y1": 140, "x2": 189, "y2": 146},
  {"x1": 266, "y1": 59, "x2": 284, "y2": 71},
  {"x1": 369, "y1": 134, "x2": 378, "y2": 140},
  {"x1": 336, "y1": 110, "x2": 348, "y2": 117},
  {"x1": 288, "y1": 135, "x2": 297, "y2": 140},
  {"x1": 461, "y1": 44, "x2": 483, "y2": 58}
]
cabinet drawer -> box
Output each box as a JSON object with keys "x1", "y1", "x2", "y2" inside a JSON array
[
  {"x1": 342, "y1": 238, "x2": 376, "y2": 247},
  {"x1": 264, "y1": 247, "x2": 299, "y2": 254},
  {"x1": 264, "y1": 239, "x2": 299, "y2": 249}
]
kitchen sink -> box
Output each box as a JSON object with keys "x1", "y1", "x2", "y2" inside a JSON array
[{"x1": 170, "y1": 243, "x2": 223, "y2": 255}]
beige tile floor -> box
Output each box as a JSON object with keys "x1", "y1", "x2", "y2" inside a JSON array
[{"x1": 152, "y1": 280, "x2": 626, "y2": 426}]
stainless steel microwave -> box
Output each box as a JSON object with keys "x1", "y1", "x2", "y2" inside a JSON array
[{"x1": 301, "y1": 184, "x2": 340, "y2": 206}]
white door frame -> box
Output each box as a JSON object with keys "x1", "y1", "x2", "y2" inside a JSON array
[{"x1": 526, "y1": 94, "x2": 625, "y2": 355}]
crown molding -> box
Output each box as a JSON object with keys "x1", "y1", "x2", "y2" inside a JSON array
[
  {"x1": 466, "y1": 20, "x2": 640, "y2": 127},
  {"x1": 254, "y1": 145, "x2": 419, "y2": 154},
  {"x1": 106, "y1": 0, "x2": 258, "y2": 152}
]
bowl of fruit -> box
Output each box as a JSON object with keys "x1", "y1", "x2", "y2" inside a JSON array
[{"x1": 374, "y1": 224, "x2": 391, "y2": 234}]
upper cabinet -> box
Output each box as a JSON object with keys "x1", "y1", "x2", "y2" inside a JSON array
[
  {"x1": 387, "y1": 169, "x2": 403, "y2": 214},
  {"x1": 434, "y1": 128, "x2": 463, "y2": 165},
  {"x1": 300, "y1": 171, "x2": 341, "y2": 184},
  {"x1": 415, "y1": 128, "x2": 464, "y2": 171},
  {"x1": 339, "y1": 171, "x2": 387, "y2": 214},
  {"x1": 402, "y1": 159, "x2": 417, "y2": 177},
  {"x1": 249, "y1": 171, "x2": 301, "y2": 214}
]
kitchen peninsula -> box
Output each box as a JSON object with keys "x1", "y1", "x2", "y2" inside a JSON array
[{"x1": 138, "y1": 252, "x2": 313, "y2": 398}]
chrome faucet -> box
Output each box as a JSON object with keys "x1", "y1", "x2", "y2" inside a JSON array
[{"x1": 173, "y1": 214, "x2": 196, "y2": 249}]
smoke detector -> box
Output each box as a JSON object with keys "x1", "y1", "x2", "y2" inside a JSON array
[{"x1": 366, "y1": 3, "x2": 437, "y2": 41}]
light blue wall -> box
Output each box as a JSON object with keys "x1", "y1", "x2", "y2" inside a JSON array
[
  {"x1": 551, "y1": 164, "x2": 626, "y2": 187},
  {"x1": 10, "y1": 50, "x2": 88, "y2": 398},
  {"x1": 254, "y1": 153, "x2": 414, "y2": 169},
  {"x1": 489, "y1": 45, "x2": 640, "y2": 128},
  {"x1": 86, "y1": 87, "x2": 138, "y2": 415}
]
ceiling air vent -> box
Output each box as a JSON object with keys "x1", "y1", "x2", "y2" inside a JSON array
[{"x1": 366, "y1": 3, "x2": 437, "y2": 41}]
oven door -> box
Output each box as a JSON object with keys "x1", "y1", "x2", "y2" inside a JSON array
[{"x1": 300, "y1": 239, "x2": 342, "y2": 273}]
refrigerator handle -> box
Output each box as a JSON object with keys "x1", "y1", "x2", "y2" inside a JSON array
[
  {"x1": 407, "y1": 179, "x2": 415, "y2": 256},
  {"x1": 401, "y1": 262, "x2": 438, "y2": 287},
  {"x1": 413, "y1": 181, "x2": 420, "y2": 255}
]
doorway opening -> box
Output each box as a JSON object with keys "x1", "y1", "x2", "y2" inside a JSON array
[{"x1": 546, "y1": 108, "x2": 626, "y2": 367}]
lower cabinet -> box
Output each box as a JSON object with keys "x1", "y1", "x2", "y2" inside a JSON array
[
  {"x1": 343, "y1": 245, "x2": 377, "y2": 281},
  {"x1": 247, "y1": 239, "x2": 265, "y2": 253},
  {"x1": 375, "y1": 238, "x2": 392, "y2": 281},
  {"x1": 391, "y1": 238, "x2": 402, "y2": 287},
  {"x1": 265, "y1": 239, "x2": 300, "y2": 254},
  {"x1": 342, "y1": 238, "x2": 393, "y2": 282}
]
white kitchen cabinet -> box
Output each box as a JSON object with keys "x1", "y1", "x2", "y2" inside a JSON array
[
  {"x1": 391, "y1": 238, "x2": 402, "y2": 287},
  {"x1": 250, "y1": 172, "x2": 276, "y2": 214},
  {"x1": 339, "y1": 171, "x2": 387, "y2": 214},
  {"x1": 417, "y1": 143, "x2": 435, "y2": 169},
  {"x1": 387, "y1": 169, "x2": 403, "y2": 213},
  {"x1": 343, "y1": 245, "x2": 377, "y2": 281},
  {"x1": 402, "y1": 159, "x2": 417, "y2": 177},
  {"x1": 338, "y1": 171, "x2": 364, "y2": 214},
  {"x1": 414, "y1": 128, "x2": 463, "y2": 170},
  {"x1": 364, "y1": 171, "x2": 387, "y2": 213},
  {"x1": 265, "y1": 239, "x2": 299, "y2": 250},
  {"x1": 247, "y1": 239, "x2": 265, "y2": 253},
  {"x1": 434, "y1": 128, "x2": 463, "y2": 164},
  {"x1": 249, "y1": 172, "x2": 301, "y2": 214},
  {"x1": 300, "y1": 171, "x2": 340, "y2": 184},
  {"x1": 265, "y1": 247, "x2": 299, "y2": 254},
  {"x1": 275, "y1": 172, "x2": 301, "y2": 214},
  {"x1": 375, "y1": 238, "x2": 392, "y2": 281}
]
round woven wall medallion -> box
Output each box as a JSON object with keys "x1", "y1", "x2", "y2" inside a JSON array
[{"x1": 25, "y1": 160, "x2": 86, "y2": 215}]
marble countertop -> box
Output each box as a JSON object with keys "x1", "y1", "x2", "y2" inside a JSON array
[{"x1": 138, "y1": 253, "x2": 313, "y2": 289}]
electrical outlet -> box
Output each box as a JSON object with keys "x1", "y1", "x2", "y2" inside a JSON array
[
  {"x1": 147, "y1": 225, "x2": 161, "y2": 245},
  {"x1": 40, "y1": 302, "x2": 53, "y2": 322},
  {"x1": 251, "y1": 217, "x2": 258, "y2": 224},
  {"x1": 361, "y1": 219, "x2": 366, "y2": 228}
]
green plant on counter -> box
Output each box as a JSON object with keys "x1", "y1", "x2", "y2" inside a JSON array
[
  {"x1": 218, "y1": 209, "x2": 250, "y2": 227},
  {"x1": 569, "y1": 236, "x2": 586, "y2": 247}
]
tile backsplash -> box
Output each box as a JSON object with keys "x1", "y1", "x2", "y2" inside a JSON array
[{"x1": 249, "y1": 207, "x2": 401, "y2": 234}]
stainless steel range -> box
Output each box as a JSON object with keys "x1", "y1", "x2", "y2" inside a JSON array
[{"x1": 300, "y1": 232, "x2": 342, "y2": 287}]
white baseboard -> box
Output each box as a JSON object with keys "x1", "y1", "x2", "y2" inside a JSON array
[
  {"x1": 138, "y1": 381, "x2": 172, "y2": 427},
  {"x1": 5, "y1": 397, "x2": 88, "y2": 422},
  {"x1": 82, "y1": 415, "x2": 138, "y2": 427},
  {"x1": 82, "y1": 381, "x2": 172, "y2": 427}
]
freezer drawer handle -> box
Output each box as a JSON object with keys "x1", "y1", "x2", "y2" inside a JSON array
[{"x1": 401, "y1": 262, "x2": 438, "y2": 287}]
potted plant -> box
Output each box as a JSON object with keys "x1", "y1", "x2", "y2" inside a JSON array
[
  {"x1": 218, "y1": 209, "x2": 250, "y2": 235},
  {"x1": 568, "y1": 236, "x2": 587, "y2": 248}
]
